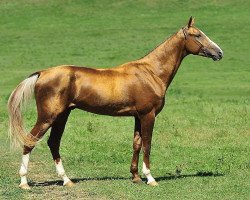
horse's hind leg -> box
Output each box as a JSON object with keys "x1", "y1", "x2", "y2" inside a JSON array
[
  {"x1": 19, "y1": 95, "x2": 68, "y2": 189},
  {"x1": 47, "y1": 109, "x2": 74, "y2": 186},
  {"x1": 19, "y1": 119, "x2": 54, "y2": 189}
]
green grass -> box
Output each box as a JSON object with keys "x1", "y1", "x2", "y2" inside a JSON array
[{"x1": 0, "y1": 0, "x2": 249, "y2": 199}]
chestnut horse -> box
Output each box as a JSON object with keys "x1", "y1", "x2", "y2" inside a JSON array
[{"x1": 8, "y1": 17, "x2": 223, "y2": 189}]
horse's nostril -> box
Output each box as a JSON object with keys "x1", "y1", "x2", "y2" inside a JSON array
[{"x1": 218, "y1": 50, "x2": 223, "y2": 57}]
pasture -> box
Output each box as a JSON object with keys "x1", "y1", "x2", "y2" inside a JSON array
[{"x1": 0, "y1": 0, "x2": 249, "y2": 199}]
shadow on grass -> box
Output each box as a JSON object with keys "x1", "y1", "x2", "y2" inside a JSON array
[
  {"x1": 155, "y1": 171, "x2": 224, "y2": 182},
  {"x1": 30, "y1": 176, "x2": 129, "y2": 187},
  {"x1": 30, "y1": 171, "x2": 224, "y2": 187}
]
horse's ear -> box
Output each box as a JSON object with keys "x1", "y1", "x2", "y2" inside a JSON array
[{"x1": 187, "y1": 16, "x2": 195, "y2": 28}]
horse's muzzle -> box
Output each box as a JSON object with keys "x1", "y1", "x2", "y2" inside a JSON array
[
  {"x1": 200, "y1": 47, "x2": 223, "y2": 61},
  {"x1": 212, "y1": 49, "x2": 223, "y2": 61}
]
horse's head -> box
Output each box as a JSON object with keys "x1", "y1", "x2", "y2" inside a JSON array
[{"x1": 182, "y1": 17, "x2": 223, "y2": 61}]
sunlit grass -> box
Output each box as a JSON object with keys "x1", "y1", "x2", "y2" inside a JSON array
[{"x1": 0, "y1": 0, "x2": 249, "y2": 199}]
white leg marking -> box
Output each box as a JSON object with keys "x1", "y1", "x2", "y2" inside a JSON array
[
  {"x1": 142, "y1": 162, "x2": 155, "y2": 184},
  {"x1": 55, "y1": 159, "x2": 71, "y2": 185},
  {"x1": 19, "y1": 153, "x2": 30, "y2": 186}
]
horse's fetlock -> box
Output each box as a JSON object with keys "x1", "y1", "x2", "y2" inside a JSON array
[
  {"x1": 142, "y1": 168, "x2": 150, "y2": 175},
  {"x1": 58, "y1": 171, "x2": 66, "y2": 178},
  {"x1": 142, "y1": 162, "x2": 151, "y2": 175},
  {"x1": 19, "y1": 169, "x2": 27, "y2": 176}
]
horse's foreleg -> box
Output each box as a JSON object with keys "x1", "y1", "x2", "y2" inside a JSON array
[
  {"x1": 19, "y1": 120, "x2": 53, "y2": 189},
  {"x1": 47, "y1": 109, "x2": 74, "y2": 187},
  {"x1": 140, "y1": 111, "x2": 158, "y2": 186},
  {"x1": 130, "y1": 117, "x2": 142, "y2": 183}
]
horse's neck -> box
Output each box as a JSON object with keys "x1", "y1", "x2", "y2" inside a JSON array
[{"x1": 141, "y1": 30, "x2": 187, "y2": 87}]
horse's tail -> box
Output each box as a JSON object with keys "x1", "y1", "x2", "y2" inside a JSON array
[{"x1": 7, "y1": 73, "x2": 40, "y2": 149}]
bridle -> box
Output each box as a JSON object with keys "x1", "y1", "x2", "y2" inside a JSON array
[
  {"x1": 182, "y1": 27, "x2": 188, "y2": 40},
  {"x1": 182, "y1": 27, "x2": 212, "y2": 56}
]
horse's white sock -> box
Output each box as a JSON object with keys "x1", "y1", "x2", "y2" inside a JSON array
[
  {"x1": 55, "y1": 159, "x2": 70, "y2": 185},
  {"x1": 142, "y1": 162, "x2": 155, "y2": 184},
  {"x1": 19, "y1": 153, "x2": 30, "y2": 186}
]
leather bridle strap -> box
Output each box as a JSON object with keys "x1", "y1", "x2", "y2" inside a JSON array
[
  {"x1": 182, "y1": 27, "x2": 188, "y2": 40},
  {"x1": 182, "y1": 27, "x2": 214, "y2": 57},
  {"x1": 182, "y1": 27, "x2": 204, "y2": 51}
]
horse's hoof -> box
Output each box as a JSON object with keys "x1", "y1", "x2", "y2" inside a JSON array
[
  {"x1": 64, "y1": 180, "x2": 74, "y2": 187},
  {"x1": 147, "y1": 181, "x2": 159, "y2": 186},
  {"x1": 19, "y1": 183, "x2": 31, "y2": 190},
  {"x1": 132, "y1": 177, "x2": 143, "y2": 184}
]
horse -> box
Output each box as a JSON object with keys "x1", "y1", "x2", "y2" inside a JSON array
[{"x1": 7, "y1": 17, "x2": 223, "y2": 189}]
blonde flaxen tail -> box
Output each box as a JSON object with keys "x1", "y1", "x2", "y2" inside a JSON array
[{"x1": 7, "y1": 74, "x2": 39, "y2": 148}]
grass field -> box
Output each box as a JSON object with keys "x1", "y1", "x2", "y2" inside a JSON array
[{"x1": 0, "y1": 0, "x2": 249, "y2": 199}]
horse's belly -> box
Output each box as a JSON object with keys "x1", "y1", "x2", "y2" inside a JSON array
[
  {"x1": 76, "y1": 101, "x2": 137, "y2": 116},
  {"x1": 74, "y1": 91, "x2": 136, "y2": 116}
]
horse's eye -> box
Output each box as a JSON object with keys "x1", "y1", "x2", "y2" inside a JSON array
[{"x1": 196, "y1": 34, "x2": 201, "y2": 38}]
